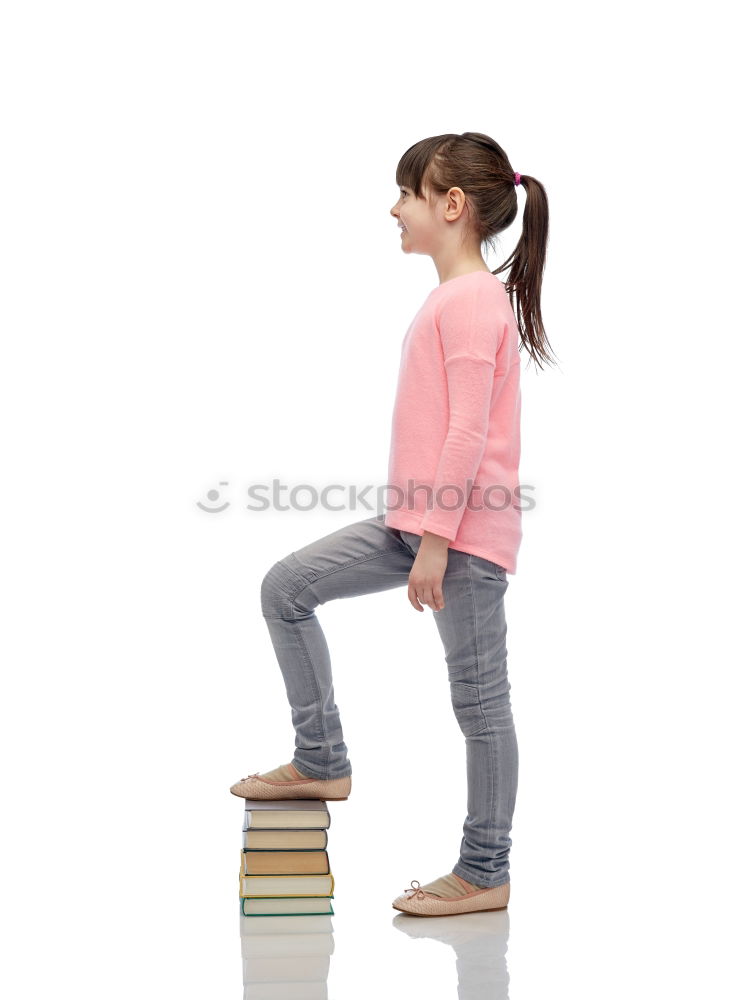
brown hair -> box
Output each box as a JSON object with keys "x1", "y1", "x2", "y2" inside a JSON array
[{"x1": 395, "y1": 132, "x2": 557, "y2": 370}]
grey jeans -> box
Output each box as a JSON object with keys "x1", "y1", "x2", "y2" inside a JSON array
[{"x1": 260, "y1": 513, "x2": 518, "y2": 888}]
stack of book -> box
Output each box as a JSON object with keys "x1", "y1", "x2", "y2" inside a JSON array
[{"x1": 239, "y1": 798, "x2": 336, "y2": 999}]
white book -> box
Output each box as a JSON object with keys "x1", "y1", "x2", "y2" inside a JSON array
[
  {"x1": 241, "y1": 895, "x2": 334, "y2": 916},
  {"x1": 241, "y1": 874, "x2": 334, "y2": 898},
  {"x1": 243, "y1": 799, "x2": 331, "y2": 830}
]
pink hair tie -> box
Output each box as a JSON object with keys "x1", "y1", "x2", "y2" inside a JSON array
[{"x1": 514, "y1": 172, "x2": 522, "y2": 186}]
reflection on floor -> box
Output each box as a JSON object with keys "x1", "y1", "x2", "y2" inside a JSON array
[
  {"x1": 239, "y1": 908, "x2": 510, "y2": 999},
  {"x1": 391, "y1": 908, "x2": 510, "y2": 1000},
  {"x1": 238, "y1": 795, "x2": 510, "y2": 998},
  {"x1": 240, "y1": 912, "x2": 334, "y2": 1000}
]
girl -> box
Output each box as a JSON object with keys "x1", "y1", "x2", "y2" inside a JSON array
[{"x1": 231, "y1": 132, "x2": 555, "y2": 917}]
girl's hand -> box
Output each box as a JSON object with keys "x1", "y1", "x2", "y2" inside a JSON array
[{"x1": 407, "y1": 532, "x2": 450, "y2": 612}]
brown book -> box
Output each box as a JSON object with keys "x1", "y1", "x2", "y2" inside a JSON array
[{"x1": 241, "y1": 849, "x2": 331, "y2": 876}]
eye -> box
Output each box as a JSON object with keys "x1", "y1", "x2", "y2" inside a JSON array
[{"x1": 399, "y1": 188, "x2": 408, "y2": 197}]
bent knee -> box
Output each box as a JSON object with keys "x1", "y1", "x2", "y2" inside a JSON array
[{"x1": 260, "y1": 558, "x2": 314, "y2": 620}]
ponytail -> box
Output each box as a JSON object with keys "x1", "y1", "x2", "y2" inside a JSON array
[{"x1": 492, "y1": 173, "x2": 557, "y2": 370}]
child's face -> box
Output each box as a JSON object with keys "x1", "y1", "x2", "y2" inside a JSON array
[{"x1": 390, "y1": 182, "x2": 443, "y2": 256}]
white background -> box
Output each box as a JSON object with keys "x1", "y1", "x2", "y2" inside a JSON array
[{"x1": 1, "y1": 1, "x2": 730, "y2": 997}]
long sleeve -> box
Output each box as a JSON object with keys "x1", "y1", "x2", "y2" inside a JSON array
[
  {"x1": 384, "y1": 269, "x2": 521, "y2": 574},
  {"x1": 418, "y1": 283, "x2": 504, "y2": 540}
]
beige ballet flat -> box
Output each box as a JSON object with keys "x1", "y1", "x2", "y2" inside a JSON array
[
  {"x1": 392, "y1": 876, "x2": 510, "y2": 916},
  {"x1": 229, "y1": 762, "x2": 352, "y2": 801}
]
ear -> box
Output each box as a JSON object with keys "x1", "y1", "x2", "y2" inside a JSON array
[{"x1": 444, "y1": 186, "x2": 467, "y2": 222}]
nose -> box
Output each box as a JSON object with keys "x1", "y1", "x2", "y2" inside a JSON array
[{"x1": 390, "y1": 201, "x2": 400, "y2": 218}]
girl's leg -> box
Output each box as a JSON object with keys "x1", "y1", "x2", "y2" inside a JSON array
[
  {"x1": 400, "y1": 531, "x2": 518, "y2": 889},
  {"x1": 259, "y1": 513, "x2": 414, "y2": 781}
]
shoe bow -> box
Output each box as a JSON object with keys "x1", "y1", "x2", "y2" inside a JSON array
[{"x1": 403, "y1": 879, "x2": 427, "y2": 900}]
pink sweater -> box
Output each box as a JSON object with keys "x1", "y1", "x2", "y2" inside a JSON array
[{"x1": 384, "y1": 270, "x2": 522, "y2": 574}]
